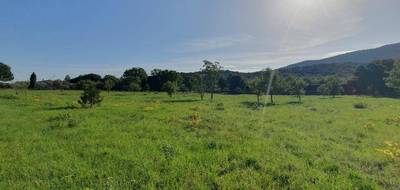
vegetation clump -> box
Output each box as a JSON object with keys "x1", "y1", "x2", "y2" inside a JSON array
[
  {"x1": 162, "y1": 81, "x2": 177, "y2": 97},
  {"x1": 48, "y1": 113, "x2": 79, "y2": 129},
  {"x1": 78, "y1": 84, "x2": 102, "y2": 108},
  {"x1": 216, "y1": 103, "x2": 225, "y2": 111},
  {"x1": 353, "y1": 102, "x2": 368, "y2": 109}
]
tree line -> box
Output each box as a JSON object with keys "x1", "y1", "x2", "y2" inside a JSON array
[{"x1": 1, "y1": 59, "x2": 400, "y2": 102}]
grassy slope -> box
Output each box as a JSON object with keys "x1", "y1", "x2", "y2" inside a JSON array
[{"x1": 0, "y1": 90, "x2": 399, "y2": 189}]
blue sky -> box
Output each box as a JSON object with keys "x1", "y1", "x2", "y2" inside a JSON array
[{"x1": 1, "y1": 0, "x2": 400, "y2": 80}]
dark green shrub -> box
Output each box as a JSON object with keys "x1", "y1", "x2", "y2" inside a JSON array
[
  {"x1": 216, "y1": 103, "x2": 224, "y2": 111},
  {"x1": 354, "y1": 102, "x2": 368, "y2": 109},
  {"x1": 78, "y1": 84, "x2": 102, "y2": 108}
]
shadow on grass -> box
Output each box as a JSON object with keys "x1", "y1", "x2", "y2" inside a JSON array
[
  {"x1": 319, "y1": 96, "x2": 344, "y2": 99},
  {"x1": 286, "y1": 101, "x2": 302, "y2": 105},
  {"x1": 0, "y1": 94, "x2": 19, "y2": 100},
  {"x1": 163, "y1": 99, "x2": 200, "y2": 103},
  {"x1": 45, "y1": 105, "x2": 80, "y2": 111},
  {"x1": 241, "y1": 101, "x2": 275, "y2": 110}
]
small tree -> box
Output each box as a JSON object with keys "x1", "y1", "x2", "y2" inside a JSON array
[
  {"x1": 104, "y1": 79, "x2": 116, "y2": 94},
  {"x1": 249, "y1": 78, "x2": 265, "y2": 106},
  {"x1": 78, "y1": 84, "x2": 102, "y2": 108},
  {"x1": 29, "y1": 72, "x2": 37, "y2": 89},
  {"x1": 289, "y1": 77, "x2": 307, "y2": 103},
  {"x1": 202, "y1": 60, "x2": 222, "y2": 101},
  {"x1": 385, "y1": 61, "x2": 400, "y2": 90},
  {"x1": 0, "y1": 62, "x2": 14, "y2": 82},
  {"x1": 64, "y1": 75, "x2": 71, "y2": 82},
  {"x1": 162, "y1": 81, "x2": 177, "y2": 97},
  {"x1": 193, "y1": 73, "x2": 206, "y2": 100},
  {"x1": 261, "y1": 69, "x2": 285, "y2": 104}
]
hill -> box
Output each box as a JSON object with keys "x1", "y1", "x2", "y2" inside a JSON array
[
  {"x1": 278, "y1": 62, "x2": 364, "y2": 78},
  {"x1": 286, "y1": 42, "x2": 400, "y2": 68}
]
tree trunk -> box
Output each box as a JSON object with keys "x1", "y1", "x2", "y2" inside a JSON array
[
  {"x1": 257, "y1": 94, "x2": 260, "y2": 106},
  {"x1": 200, "y1": 92, "x2": 204, "y2": 100},
  {"x1": 298, "y1": 95, "x2": 301, "y2": 103},
  {"x1": 270, "y1": 94, "x2": 274, "y2": 104},
  {"x1": 211, "y1": 90, "x2": 214, "y2": 101}
]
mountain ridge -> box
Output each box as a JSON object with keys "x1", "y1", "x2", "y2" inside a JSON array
[{"x1": 285, "y1": 42, "x2": 400, "y2": 68}]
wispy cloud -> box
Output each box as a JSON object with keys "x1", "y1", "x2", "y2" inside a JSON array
[{"x1": 169, "y1": 35, "x2": 253, "y2": 53}]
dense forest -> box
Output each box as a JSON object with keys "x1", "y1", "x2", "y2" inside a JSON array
[{"x1": 1, "y1": 59, "x2": 400, "y2": 98}]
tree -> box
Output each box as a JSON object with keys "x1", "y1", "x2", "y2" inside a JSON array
[
  {"x1": 162, "y1": 81, "x2": 177, "y2": 97},
  {"x1": 288, "y1": 77, "x2": 307, "y2": 103},
  {"x1": 0, "y1": 62, "x2": 14, "y2": 82},
  {"x1": 102, "y1": 75, "x2": 118, "y2": 93},
  {"x1": 260, "y1": 69, "x2": 285, "y2": 104},
  {"x1": 121, "y1": 67, "x2": 148, "y2": 91},
  {"x1": 148, "y1": 69, "x2": 180, "y2": 91},
  {"x1": 318, "y1": 76, "x2": 344, "y2": 97},
  {"x1": 353, "y1": 60, "x2": 394, "y2": 96},
  {"x1": 70, "y1": 73, "x2": 102, "y2": 83},
  {"x1": 193, "y1": 73, "x2": 206, "y2": 100},
  {"x1": 78, "y1": 84, "x2": 102, "y2": 108},
  {"x1": 385, "y1": 60, "x2": 400, "y2": 90},
  {"x1": 29, "y1": 72, "x2": 37, "y2": 89},
  {"x1": 202, "y1": 60, "x2": 222, "y2": 101},
  {"x1": 249, "y1": 77, "x2": 265, "y2": 106},
  {"x1": 104, "y1": 79, "x2": 116, "y2": 93},
  {"x1": 64, "y1": 75, "x2": 71, "y2": 82},
  {"x1": 227, "y1": 75, "x2": 246, "y2": 94}
]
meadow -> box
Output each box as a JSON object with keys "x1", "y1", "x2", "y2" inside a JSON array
[{"x1": 0, "y1": 89, "x2": 399, "y2": 189}]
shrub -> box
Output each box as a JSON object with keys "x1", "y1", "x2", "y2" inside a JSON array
[
  {"x1": 216, "y1": 103, "x2": 224, "y2": 111},
  {"x1": 353, "y1": 102, "x2": 368, "y2": 109},
  {"x1": 48, "y1": 113, "x2": 79, "y2": 129},
  {"x1": 78, "y1": 84, "x2": 102, "y2": 108},
  {"x1": 162, "y1": 81, "x2": 177, "y2": 97}
]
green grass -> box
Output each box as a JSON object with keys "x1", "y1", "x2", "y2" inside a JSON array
[{"x1": 0, "y1": 90, "x2": 399, "y2": 189}]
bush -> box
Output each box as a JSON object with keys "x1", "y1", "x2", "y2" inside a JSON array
[
  {"x1": 48, "y1": 113, "x2": 79, "y2": 129},
  {"x1": 78, "y1": 84, "x2": 102, "y2": 108},
  {"x1": 162, "y1": 81, "x2": 177, "y2": 97},
  {"x1": 354, "y1": 102, "x2": 368, "y2": 109},
  {"x1": 216, "y1": 103, "x2": 224, "y2": 111}
]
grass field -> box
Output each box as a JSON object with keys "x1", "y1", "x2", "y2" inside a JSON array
[{"x1": 0, "y1": 90, "x2": 399, "y2": 189}]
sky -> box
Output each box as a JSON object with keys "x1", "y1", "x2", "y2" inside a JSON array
[{"x1": 1, "y1": 0, "x2": 400, "y2": 80}]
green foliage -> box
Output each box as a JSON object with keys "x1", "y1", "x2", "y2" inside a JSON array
[
  {"x1": 148, "y1": 69, "x2": 180, "y2": 91},
  {"x1": 103, "y1": 75, "x2": 119, "y2": 92},
  {"x1": 202, "y1": 60, "x2": 222, "y2": 100},
  {"x1": 162, "y1": 81, "x2": 177, "y2": 97},
  {"x1": 193, "y1": 73, "x2": 206, "y2": 100},
  {"x1": 104, "y1": 79, "x2": 116, "y2": 93},
  {"x1": 121, "y1": 67, "x2": 148, "y2": 91},
  {"x1": 48, "y1": 113, "x2": 80, "y2": 129},
  {"x1": 0, "y1": 62, "x2": 14, "y2": 81},
  {"x1": 354, "y1": 60, "x2": 395, "y2": 95},
  {"x1": 78, "y1": 84, "x2": 102, "y2": 108},
  {"x1": 318, "y1": 76, "x2": 344, "y2": 97},
  {"x1": 28, "y1": 72, "x2": 37, "y2": 89},
  {"x1": 288, "y1": 77, "x2": 307, "y2": 103},
  {"x1": 385, "y1": 60, "x2": 400, "y2": 89},
  {"x1": 70, "y1": 73, "x2": 102, "y2": 84}
]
